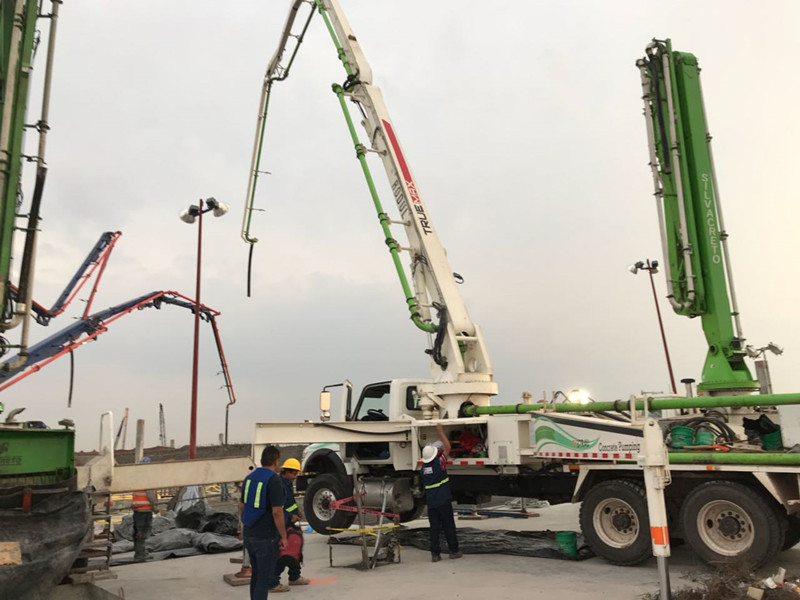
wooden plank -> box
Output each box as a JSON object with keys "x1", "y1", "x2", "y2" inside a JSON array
[{"x1": 0, "y1": 542, "x2": 22, "y2": 566}]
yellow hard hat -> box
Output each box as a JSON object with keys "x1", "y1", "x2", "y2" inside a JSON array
[{"x1": 281, "y1": 458, "x2": 301, "y2": 472}]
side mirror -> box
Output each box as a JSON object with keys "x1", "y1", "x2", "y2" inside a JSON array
[{"x1": 320, "y1": 391, "x2": 331, "y2": 422}]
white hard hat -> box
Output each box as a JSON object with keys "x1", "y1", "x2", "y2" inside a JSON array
[
  {"x1": 422, "y1": 445, "x2": 438, "y2": 463},
  {"x1": 432, "y1": 440, "x2": 444, "y2": 450}
]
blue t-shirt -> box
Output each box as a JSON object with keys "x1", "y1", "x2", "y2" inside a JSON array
[
  {"x1": 420, "y1": 452, "x2": 452, "y2": 508},
  {"x1": 242, "y1": 468, "x2": 285, "y2": 539}
]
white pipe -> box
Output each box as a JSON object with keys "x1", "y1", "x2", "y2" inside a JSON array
[
  {"x1": 241, "y1": 0, "x2": 306, "y2": 243},
  {"x1": 697, "y1": 74, "x2": 745, "y2": 340},
  {"x1": 37, "y1": 0, "x2": 60, "y2": 168},
  {"x1": 661, "y1": 52, "x2": 696, "y2": 310},
  {"x1": 637, "y1": 60, "x2": 682, "y2": 311}
]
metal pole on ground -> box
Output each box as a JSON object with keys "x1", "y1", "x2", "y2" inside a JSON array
[
  {"x1": 640, "y1": 416, "x2": 672, "y2": 600},
  {"x1": 352, "y1": 462, "x2": 369, "y2": 569},
  {"x1": 134, "y1": 419, "x2": 144, "y2": 464}
]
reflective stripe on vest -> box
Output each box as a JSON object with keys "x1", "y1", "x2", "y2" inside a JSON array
[
  {"x1": 424, "y1": 477, "x2": 450, "y2": 490},
  {"x1": 253, "y1": 481, "x2": 264, "y2": 509},
  {"x1": 285, "y1": 503, "x2": 298, "y2": 513},
  {"x1": 243, "y1": 479, "x2": 251, "y2": 503}
]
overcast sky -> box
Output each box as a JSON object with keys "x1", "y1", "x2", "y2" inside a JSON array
[{"x1": 4, "y1": 1, "x2": 800, "y2": 451}]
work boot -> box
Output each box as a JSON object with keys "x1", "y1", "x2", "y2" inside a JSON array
[
  {"x1": 431, "y1": 553, "x2": 441, "y2": 562},
  {"x1": 133, "y1": 553, "x2": 152, "y2": 563},
  {"x1": 270, "y1": 584, "x2": 291, "y2": 592},
  {"x1": 450, "y1": 551, "x2": 463, "y2": 559},
  {"x1": 289, "y1": 577, "x2": 310, "y2": 586}
]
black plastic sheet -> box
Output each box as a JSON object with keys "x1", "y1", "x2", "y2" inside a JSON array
[
  {"x1": 174, "y1": 502, "x2": 207, "y2": 531},
  {"x1": 396, "y1": 527, "x2": 594, "y2": 561},
  {"x1": 200, "y1": 512, "x2": 238, "y2": 536},
  {"x1": 110, "y1": 530, "x2": 241, "y2": 565},
  {"x1": 113, "y1": 512, "x2": 177, "y2": 542},
  {"x1": 0, "y1": 489, "x2": 92, "y2": 600}
]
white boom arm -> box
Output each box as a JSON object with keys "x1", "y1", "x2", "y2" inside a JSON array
[{"x1": 259, "y1": 1, "x2": 498, "y2": 417}]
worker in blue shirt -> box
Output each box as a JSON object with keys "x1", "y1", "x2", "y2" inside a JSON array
[
  {"x1": 269, "y1": 458, "x2": 309, "y2": 590},
  {"x1": 240, "y1": 445, "x2": 287, "y2": 599},
  {"x1": 420, "y1": 423, "x2": 462, "y2": 562}
]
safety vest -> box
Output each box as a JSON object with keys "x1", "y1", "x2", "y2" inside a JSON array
[
  {"x1": 420, "y1": 452, "x2": 452, "y2": 508},
  {"x1": 131, "y1": 491, "x2": 152, "y2": 512},
  {"x1": 241, "y1": 468, "x2": 276, "y2": 527}
]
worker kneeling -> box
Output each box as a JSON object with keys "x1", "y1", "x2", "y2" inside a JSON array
[
  {"x1": 270, "y1": 458, "x2": 309, "y2": 592},
  {"x1": 421, "y1": 424, "x2": 462, "y2": 562}
]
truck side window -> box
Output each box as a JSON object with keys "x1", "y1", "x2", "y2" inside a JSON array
[
  {"x1": 405, "y1": 386, "x2": 419, "y2": 411},
  {"x1": 353, "y1": 383, "x2": 390, "y2": 421}
]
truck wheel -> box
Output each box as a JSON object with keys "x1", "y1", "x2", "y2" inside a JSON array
[
  {"x1": 782, "y1": 514, "x2": 800, "y2": 551},
  {"x1": 680, "y1": 481, "x2": 784, "y2": 567},
  {"x1": 579, "y1": 480, "x2": 651, "y2": 566},
  {"x1": 304, "y1": 473, "x2": 356, "y2": 535}
]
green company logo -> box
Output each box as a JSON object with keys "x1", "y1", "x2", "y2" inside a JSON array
[{"x1": 533, "y1": 417, "x2": 599, "y2": 452}]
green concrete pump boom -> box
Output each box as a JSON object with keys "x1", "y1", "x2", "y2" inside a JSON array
[
  {"x1": 0, "y1": 1, "x2": 60, "y2": 365},
  {"x1": 637, "y1": 39, "x2": 758, "y2": 394}
]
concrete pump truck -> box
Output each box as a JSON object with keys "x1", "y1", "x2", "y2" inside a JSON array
[{"x1": 243, "y1": 1, "x2": 800, "y2": 569}]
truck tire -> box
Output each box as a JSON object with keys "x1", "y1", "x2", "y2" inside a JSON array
[
  {"x1": 782, "y1": 514, "x2": 800, "y2": 551},
  {"x1": 579, "y1": 479, "x2": 651, "y2": 566},
  {"x1": 304, "y1": 473, "x2": 356, "y2": 535},
  {"x1": 680, "y1": 481, "x2": 784, "y2": 567}
]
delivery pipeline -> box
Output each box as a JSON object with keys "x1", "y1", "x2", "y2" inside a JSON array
[
  {"x1": 461, "y1": 393, "x2": 800, "y2": 417},
  {"x1": 667, "y1": 452, "x2": 800, "y2": 466}
]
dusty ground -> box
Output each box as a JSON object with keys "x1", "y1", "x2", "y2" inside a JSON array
[{"x1": 89, "y1": 503, "x2": 800, "y2": 600}]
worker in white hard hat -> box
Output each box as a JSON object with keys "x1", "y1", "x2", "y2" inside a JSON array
[
  {"x1": 269, "y1": 458, "x2": 309, "y2": 591},
  {"x1": 420, "y1": 423, "x2": 462, "y2": 562}
]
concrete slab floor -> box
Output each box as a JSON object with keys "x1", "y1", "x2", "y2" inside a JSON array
[{"x1": 94, "y1": 503, "x2": 800, "y2": 600}]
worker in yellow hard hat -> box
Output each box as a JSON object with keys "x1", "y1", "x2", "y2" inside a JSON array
[{"x1": 268, "y1": 457, "x2": 309, "y2": 592}]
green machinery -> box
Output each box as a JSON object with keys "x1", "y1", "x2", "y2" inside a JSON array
[
  {"x1": 0, "y1": 1, "x2": 73, "y2": 486},
  {"x1": 637, "y1": 39, "x2": 759, "y2": 395}
]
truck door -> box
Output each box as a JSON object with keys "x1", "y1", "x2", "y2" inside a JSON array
[{"x1": 350, "y1": 382, "x2": 391, "y2": 461}]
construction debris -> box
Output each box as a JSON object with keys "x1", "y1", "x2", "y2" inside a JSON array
[{"x1": 644, "y1": 564, "x2": 800, "y2": 599}]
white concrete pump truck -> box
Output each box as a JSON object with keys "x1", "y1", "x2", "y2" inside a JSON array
[{"x1": 242, "y1": 2, "x2": 800, "y2": 569}]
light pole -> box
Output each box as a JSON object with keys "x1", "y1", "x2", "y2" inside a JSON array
[
  {"x1": 629, "y1": 259, "x2": 677, "y2": 395},
  {"x1": 179, "y1": 197, "x2": 229, "y2": 459}
]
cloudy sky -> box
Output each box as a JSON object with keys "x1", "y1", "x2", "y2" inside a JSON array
[{"x1": 4, "y1": 1, "x2": 800, "y2": 451}]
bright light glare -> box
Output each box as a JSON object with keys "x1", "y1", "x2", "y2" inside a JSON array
[{"x1": 568, "y1": 388, "x2": 591, "y2": 404}]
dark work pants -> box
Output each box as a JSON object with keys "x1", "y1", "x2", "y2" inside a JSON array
[
  {"x1": 272, "y1": 558, "x2": 301, "y2": 585},
  {"x1": 244, "y1": 535, "x2": 279, "y2": 600},
  {"x1": 428, "y1": 502, "x2": 459, "y2": 555},
  {"x1": 132, "y1": 510, "x2": 153, "y2": 560}
]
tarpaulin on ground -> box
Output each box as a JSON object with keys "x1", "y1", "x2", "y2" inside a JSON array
[
  {"x1": 110, "y1": 530, "x2": 241, "y2": 565},
  {"x1": 113, "y1": 512, "x2": 177, "y2": 542},
  {"x1": 395, "y1": 527, "x2": 594, "y2": 560},
  {"x1": 174, "y1": 502, "x2": 207, "y2": 531},
  {"x1": 200, "y1": 512, "x2": 238, "y2": 536}
]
